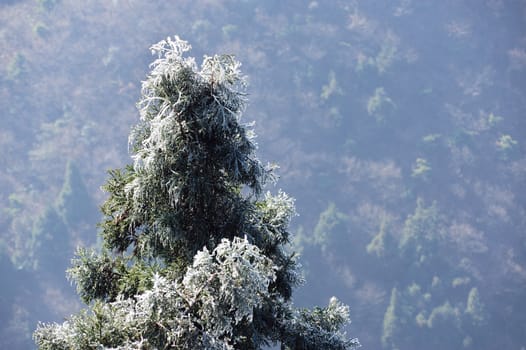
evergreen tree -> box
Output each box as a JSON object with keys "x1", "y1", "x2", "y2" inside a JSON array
[
  {"x1": 465, "y1": 287, "x2": 486, "y2": 325},
  {"x1": 381, "y1": 288, "x2": 399, "y2": 349},
  {"x1": 34, "y1": 36, "x2": 360, "y2": 349},
  {"x1": 55, "y1": 160, "x2": 98, "y2": 227},
  {"x1": 31, "y1": 205, "x2": 69, "y2": 272}
]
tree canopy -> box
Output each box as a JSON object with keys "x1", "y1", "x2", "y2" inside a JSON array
[{"x1": 33, "y1": 36, "x2": 360, "y2": 350}]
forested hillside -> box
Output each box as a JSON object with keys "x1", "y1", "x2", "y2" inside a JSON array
[{"x1": 1, "y1": 0, "x2": 525, "y2": 349}]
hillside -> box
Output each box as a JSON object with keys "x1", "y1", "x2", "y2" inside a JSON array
[{"x1": 0, "y1": 1, "x2": 525, "y2": 348}]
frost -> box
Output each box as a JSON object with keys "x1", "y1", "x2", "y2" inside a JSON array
[
  {"x1": 34, "y1": 36, "x2": 359, "y2": 350},
  {"x1": 35, "y1": 238, "x2": 279, "y2": 349}
]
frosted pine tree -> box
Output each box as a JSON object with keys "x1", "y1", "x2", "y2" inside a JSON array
[{"x1": 34, "y1": 36, "x2": 360, "y2": 350}]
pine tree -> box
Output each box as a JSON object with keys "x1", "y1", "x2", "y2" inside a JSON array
[
  {"x1": 55, "y1": 160, "x2": 98, "y2": 227},
  {"x1": 34, "y1": 36, "x2": 360, "y2": 350}
]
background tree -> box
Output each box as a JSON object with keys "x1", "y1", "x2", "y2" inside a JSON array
[
  {"x1": 1, "y1": 1, "x2": 524, "y2": 348},
  {"x1": 34, "y1": 36, "x2": 360, "y2": 350},
  {"x1": 30, "y1": 205, "x2": 69, "y2": 273},
  {"x1": 55, "y1": 160, "x2": 98, "y2": 228}
]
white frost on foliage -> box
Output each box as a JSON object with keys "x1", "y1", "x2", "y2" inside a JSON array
[
  {"x1": 326, "y1": 296, "x2": 351, "y2": 328},
  {"x1": 125, "y1": 35, "x2": 255, "y2": 211},
  {"x1": 35, "y1": 237, "x2": 277, "y2": 349},
  {"x1": 262, "y1": 190, "x2": 297, "y2": 231},
  {"x1": 34, "y1": 35, "x2": 360, "y2": 350},
  {"x1": 280, "y1": 296, "x2": 361, "y2": 349},
  {"x1": 183, "y1": 237, "x2": 276, "y2": 337}
]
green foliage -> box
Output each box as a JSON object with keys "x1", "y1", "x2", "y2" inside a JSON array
[
  {"x1": 4, "y1": 161, "x2": 95, "y2": 273},
  {"x1": 382, "y1": 288, "x2": 399, "y2": 349},
  {"x1": 7, "y1": 53, "x2": 26, "y2": 81},
  {"x1": 465, "y1": 287, "x2": 485, "y2": 325},
  {"x1": 353, "y1": 32, "x2": 399, "y2": 74},
  {"x1": 452, "y1": 276, "x2": 471, "y2": 288},
  {"x1": 372, "y1": 197, "x2": 493, "y2": 347},
  {"x1": 35, "y1": 302, "x2": 130, "y2": 350},
  {"x1": 115, "y1": 37, "x2": 271, "y2": 263},
  {"x1": 375, "y1": 34, "x2": 399, "y2": 74},
  {"x1": 99, "y1": 165, "x2": 137, "y2": 254},
  {"x1": 313, "y1": 203, "x2": 348, "y2": 253},
  {"x1": 399, "y1": 199, "x2": 441, "y2": 266},
  {"x1": 411, "y1": 158, "x2": 431, "y2": 180},
  {"x1": 496, "y1": 134, "x2": 518, "y2": 159},
  {"x1": 56, "y1": 160, "x2": 97, "y2": 227},
  {"x1": 426, "y1": 302, "x2": 461, "y2": 329},
  {"x1": 367, "y1": 87, "x2": 395, "y2": 123},
  {"x1": 422, "y1": 134, "x2": 441, "y2": 144},
  {"x1": 31, "y1": 205, "x2": 69, "y2": 271},
  {"x1": 366, "y1": 218, "x2": 391, "y2": 258},
  {"x1": 281, "y1": 297, "x2": 359, "y2": 350},
  {"x1": 38, "y1": 238, "x2": 358, "y2": 349},
  {"x1": 381, "y1": 281, "x2": 476, "y2": 349},
  {"x1": 67, "y1": 248, "x2": 126, "y2": 303},
  {"x1": 34, "y1": 37, "x2": 359, "y2": 350},
  {"x1": 321, "y1": 71, "x2": 342, "y2": 100},
  {"x1": 407, "y1": 282, "x2": 421, "y2": 296},
  {"x1": 487, "y1": 113, "x2": 503, "y2": 128},
  {"x1": 5, "y1": 192, "x2": 24, "y2": 217}
]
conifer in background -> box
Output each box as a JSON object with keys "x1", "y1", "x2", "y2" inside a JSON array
[
  {"x1": 31, "y1": 205, "x2": 69, "y2": 272},
  {"x1": 56, "y1": 160, "x2": 98, "y2": 227},
  {"x1": 34, "y1": 36, "x2": 360, "y2": 350}
]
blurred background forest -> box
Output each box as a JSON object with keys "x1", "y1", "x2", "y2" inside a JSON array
[{"x1": 1, "y1": 0, "x2": 525, "y2": 349}]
